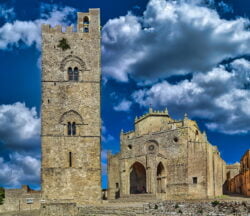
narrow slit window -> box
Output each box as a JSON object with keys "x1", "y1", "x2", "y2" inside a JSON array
[
  {"x1": 193, "y1": 177, "x2": 198, "y2": 184},
  {"x1": 68, "y1": 67, "x2": 73, "y2": 81},
  {"x1": 67, "y1": 122, "x2": 72, "y2": 135},
  {"x1": 73, "y1": 67, "x2": 79, "y2": 81},
  {"x1": 69, "y1": 152, "x2": 72, "y2": 167},
  {"x1": 72, "y1": 122, "x2": 76, "y2": 135}
]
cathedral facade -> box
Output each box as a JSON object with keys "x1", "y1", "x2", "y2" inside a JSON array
[{"x1": 108, "y1": 108, "x2": 226, "y2": 200}]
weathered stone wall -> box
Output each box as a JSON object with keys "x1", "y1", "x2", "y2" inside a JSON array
[
  {"x1": 41, "y1": 9, "x2": 102, "y2": 204},
  {"x1": 226, "y1": 163, "x2": 240, "y2": 180},
  {"x1": 187, "y1": 131, "x2": 207, "y2": 199},
  {"x1": 0, "y1": 210, "x2": 39, "y2": 216},
  {"x1": 107, "y1": 153, "x2": 121, "y2": 200},
  {"x1": 228, "y1": 150, "x2": 250, "y2": 196},
  {"x1": 39, "y1": 200, "x2": 250, "y2": 216},
  {"x1": 0, "y1": 186, "x2": 41, "y2": 213},
  {"x1": 108, "y1": 109, "x2": 226, "y2": 200}
]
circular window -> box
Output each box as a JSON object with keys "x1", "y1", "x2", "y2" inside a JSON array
[
  {"x1": 128, "y1": 145, "x2": 132, "y2": 150},
  {"x1": 148, "y1": 145, "x2": 155, "y2": 151},
  {"x1": 174, "y1": 137, "x2": 179, "y2": 142}
]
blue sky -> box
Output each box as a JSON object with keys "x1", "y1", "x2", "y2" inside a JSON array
[{"x1": 0, "y1": 0, "x2": 250, "y2": 190}]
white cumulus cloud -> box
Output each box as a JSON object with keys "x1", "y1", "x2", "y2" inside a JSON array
[
  {"x1": 102, "y1": 0, "x2": 250, "y2": 82},
  {"x1": 0, "y1": 153, "x2": 40, "y2": 188},
  {"x1": 0, "y1": 102, "x2": 41, "y2": 188},
  {"x1": 0, "y1": 102, "x2": 40, "y2": 150},
  {"x1": 0, "y1": 5, "x2": 75, "y2": 50},
  {"x1": 133, "y1": 59, "x2": 250, "y2": 134}
]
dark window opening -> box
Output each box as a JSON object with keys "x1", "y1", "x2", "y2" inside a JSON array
[
  {"x1": 116, "y1": 183, "x2": 119, "y2": 188},
  {"x1": 67, "y1": 122, "x2": 77, "y2": 136},
  {"x1": 83, "y1": 16, "x2": 89, "y2": 24},
  {"x1": 193, "y1": 177, "x2": 198, "y2": 184},
  {"x1": 68, "y1": 67, "x2": 73, "y2": 81},
  {"x1": 196, "y1": 130, "x2": 199, "y2": 135},
  {"x1": 54, "y1": 82, "x2": 56, "y2": 86},
  {"x1": 69, "y1": 152, "x2": 72, "y2": 167},
  {"x1": 48, "y1": 99, "x2": 50, "y2": 104},
  {"x1": 174, "y1": 137, "x2": 178, "y2": 142},
  {"x1": 72, "y1": 122, "x2": 76, "y2": 135},
  {"x1": 73, "y1": 67, "x2": 79, "y2": 81},
  {"x1": 68, "y1": 67, "x2": 79, "y2": 81},
  {"x1": 67, "y1": 122, "x2": 72, "y2": 135},
  {"x1": 128, "y1": 145, "x2": 132, "y2": 150},
  {"x1": 84, "y1": 27, "x2": 89, "y2": 33}
]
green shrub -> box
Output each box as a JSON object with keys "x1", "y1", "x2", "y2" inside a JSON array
[
  {"x1": 57, "y1": 38, "x2": 70, "y2": 51},
  {"x1": 211, "y1": 200, "x2": 220, "y2": 207},
  {"x1": 197, "y1": 209, "x2": 203, "y2": 214}
]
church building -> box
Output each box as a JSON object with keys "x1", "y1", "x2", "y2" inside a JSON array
[{"x1": 108, "y1": 108, "x2": 226, "y2": 200}]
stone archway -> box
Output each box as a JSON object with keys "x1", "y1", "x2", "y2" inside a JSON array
[
  {"x1": 157, "y1": 162, "x2": 166, "y2": 193},
  {"x1": 130, "y1": 162, "x2": 147, "y2": 194}
]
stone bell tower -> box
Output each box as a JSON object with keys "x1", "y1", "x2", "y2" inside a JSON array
[{"x1": 41, "y1": 9, "x2": 101, "y2": 204}]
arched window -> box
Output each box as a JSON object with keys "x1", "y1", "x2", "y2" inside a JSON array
[
  {"x1": 68, "y1": 67, "x2": 73, "y2": 81},
  {"x1": 67, "y1": 122, "x2": 76, "y2": 136},
  {"x1": 68, "y1": 67, "x2": 79, "y2": 81},
  {"x1": 73, "y1": 67, "x2": 79, "y2": 81},
  {"x1": 60, "y1": 110, "x2": 83, "y2": 136},
  {"x1": 157, "y1": 162, "x2": 166, "y2": 193},
  {"x1": 83, "y1": 16, "x2": 89, "y2": 24}
]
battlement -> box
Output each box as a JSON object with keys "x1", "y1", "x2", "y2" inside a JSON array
[
  {"x1": 135, "y1": 107, "x2": 169, "y2": 124},
  {"x1": 42, "y1": 24, "x2": 74, "y2": 33},
  {"x1": 42, "y1": 8, "x2": 100, "y2": 34}
]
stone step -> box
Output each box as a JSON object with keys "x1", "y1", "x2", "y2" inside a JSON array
[
  {"x1": 79, "y1": 205, "x2": 145, "y2": 216},
  {"x1": 109, "y1": 194, "x2": 160, "y2": 203}
]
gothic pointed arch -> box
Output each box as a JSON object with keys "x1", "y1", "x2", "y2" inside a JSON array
[
  {"x1": 157, "y1": 162, "x2": 165, "y2": 177},
  {"x1": 129, "y1": 162, "x2": 147, "y2": 194},
  {"x1": 157, "y1": 162, "x2": 166, "y2": 193},
  {"x1": 59, "y1": 110, "x2": 84, "y2": 125}
]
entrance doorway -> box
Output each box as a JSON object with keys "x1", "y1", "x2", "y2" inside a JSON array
[{"x1": 130, "y1": 162, "x2": 147, "y2": 194}]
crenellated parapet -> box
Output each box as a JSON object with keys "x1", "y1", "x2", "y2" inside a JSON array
[
  {"x1": 42, "y1": 24, "x2": 74, "y2": 33},
  {"x1": 135, "y1": 108, "x2": 169, "y2": 124},
  {"x1": 42, "y1": 9, "x2": 100, "y2": 35}
]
